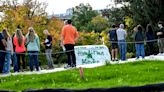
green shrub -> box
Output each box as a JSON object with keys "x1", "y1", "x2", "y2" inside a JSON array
[{"x1": 126, "y1": 52, "x2": 135, "y2": 58}]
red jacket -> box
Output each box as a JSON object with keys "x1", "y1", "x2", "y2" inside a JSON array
[{"x1": 13, "y1": 36, "x2": 26, "y2": 52}]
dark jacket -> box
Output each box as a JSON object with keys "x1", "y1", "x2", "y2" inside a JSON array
[
  {"x1": 146, "y1": 31, "x2": 155, "y2": 44},
  {"x1": 157, "y1": 28, "x2": 164, "y2": 38},
  {"x1": 109, "y1": 28, "x2": 117, "y2": 41},
  {"x1": 44, "y1": 35, "x2": 52, "y2": 49},
  {"x1": 135, "y1": 30, "x2": 144, "y2": 44},
  {"x1": 0, "y1": 33, "x2": 5, "y2": 50}
]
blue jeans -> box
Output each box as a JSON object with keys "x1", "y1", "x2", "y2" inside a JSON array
[
  {"x1": 135, "y1": 44, "x2": 145, "y2": 59},
  {"x1": 28, "y1": 51, "x2": 39, "y2": 71},
  {"x1": 118, "y1": 40, "x2": 127, "y2": 61},
  {"x1": 12, "y1": 52, "x2": 18, "y2": 72},
  {"x1": 3, "y1": 51, "x2": 11, "y2": 74},
  {"x1": 0, "y1": 52, "x2": 6, "y2": 73},
  {"x1": 45, "y1": 49, "x2": 53, "y2": 68}
]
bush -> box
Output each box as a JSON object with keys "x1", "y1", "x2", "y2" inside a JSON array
[
  {"x1": 52, "y1": 46, "x2": 67, "y2": 64},
  {"x1": 126, "y1": 52, "x2": 135, "y2": 58}
]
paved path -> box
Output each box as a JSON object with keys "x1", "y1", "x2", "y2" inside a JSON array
[{"x1": 0, "y1": 54, "x2": 164, "y2": 77}]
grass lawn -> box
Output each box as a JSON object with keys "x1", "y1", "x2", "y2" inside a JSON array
[{"x1": 0, "y1": 60, "x2": 164, "y2": 91}]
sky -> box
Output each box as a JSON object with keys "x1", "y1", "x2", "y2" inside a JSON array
[{"x1": 39, "y1": 0, "x2": 115, "y2": 15}]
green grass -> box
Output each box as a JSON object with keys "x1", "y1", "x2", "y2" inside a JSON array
[{"x1": 0, "y1": 60, "x2": 164, "y2": 91}]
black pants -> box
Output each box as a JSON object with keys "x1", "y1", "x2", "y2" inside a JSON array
[
  {"x1": 0, "y1": 52, "x2": 6, "y2": 73},
  {"x1": 147, "y1": 42, "x2": 154, "y2": 55},
  {"x1": 64, "y1": 44, "x2": 76, "y2": 66},
  {"x1": 16, "y1": 52, "x2": 26, "y2": 71}
]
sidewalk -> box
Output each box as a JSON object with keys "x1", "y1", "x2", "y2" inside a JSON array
[{"x1": 0, "y1": 54, "x2": 164, "y2": 77}]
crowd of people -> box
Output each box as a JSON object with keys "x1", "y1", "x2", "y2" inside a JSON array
[
  {"x1": 0, "y1": 27, "x2": 42, "y2": 74},
  {"x1": 0, "y1": 19, "x2": 164, "y2": 75},
  {"x1": 108, "y1": 21, "x2": 164, "y2": 61},
  {"x1": 0, "y1": 19, "x2": 78, "y2": 75}
]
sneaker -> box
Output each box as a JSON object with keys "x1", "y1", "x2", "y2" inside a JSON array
[
  {"x1": 71, "y1": 64, "x2": 76, "y2": 68},
  {"x1": 3, "y1": 72, "x2": 10, "y2": 75},
  {"x1": 64, "y1": 65, "x2": 71, "y2": 69},
  {"x1": 115, "y1": 58, "x2": 118, "y2": 61},
  {"x1": 157, "y1": 53, "x2": 162, "y2": 55},
  {"x1": 150, "y1": 54, "x2": 154, "y2": 56},
  {"x1": 35, "y1": 68, "x2": 40, "y2": 71},
  {"x1": 136, "y1": 57, "x2": 139, "y2": 60},
  {"x1": 38, "y1": 67, "x2": 41, "y2": 70}
]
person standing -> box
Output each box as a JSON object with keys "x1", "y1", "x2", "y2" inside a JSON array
[
  {"x1": 61, "y1": 19, "x2": 79, "y2": 68},
  {"x1": 2, "y1": 29, "x2": 13, "y2": 74},
  {"x1": 12, "y1": 32, "x2": 18, "y2": 72},
  {"x1": 0, "y1": 29, "x2": 6, "y2": 73},
  {"x1": 14, "y1": 29, "x2": 26, "y2": 72},
  {"x1": 157, "y1": 21, "x2": 164, "y2": 54},
  {"x1": 26, "y1": 27, "x2": 40, "y2": 71},
  {"x1": 43, "y1": 29, "x2": 54, "y2": 69},
  {"x1": 116, "y1": 24, "x2": 127, "y2": 61},
  {"x1": 135, "y1": 25, "x2": 145, "y2": 59},
  {"x1": 146, "y1": 24, "x2": 155, "y2": 56},
  {"x1": 108, "y1": 24, "x2": 118, "y2": 61}
]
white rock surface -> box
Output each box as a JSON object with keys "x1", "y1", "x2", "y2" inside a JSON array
[{"x1": 0, "y1": 53, "x2": 164, "y2": 77}]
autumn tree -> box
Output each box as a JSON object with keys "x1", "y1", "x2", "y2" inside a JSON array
[
  {"x1": 91, "y1": 15, "x2": 109, "y2": 33},
  {"x1": 71, "y1": 3, "x2": 98, "y2": 32},
  {"x1": 0, "y1": 0, "x2": 48, "y2": 34}
]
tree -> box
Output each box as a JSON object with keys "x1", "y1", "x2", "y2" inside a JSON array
[
  {"x1": 0, "y1": 0, "x2": 48, "y2": 34},
  {"x1": 71, "y1": 3, "x2": 98, "y2": 32},
  {"x1": 143, "y1": 0, "x2": 164, "y2": 26},
  {"x1": 121, "y1": 0, "x2": 164, "y2": 28},
  {"x1": 91, "y1": 15, "x2": 109, "y2": 33},
  {"x1": 109, "y1": 8, "x2": 125, "y2": 25},
  {"x1": 23, "y1": 0, "x2": 48, "y2": 19}
]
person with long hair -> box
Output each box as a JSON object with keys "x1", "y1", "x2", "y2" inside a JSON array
[
  {"x1": 13, "y1": 29, "x2": 26, "y2": 72},
  {"x1": 26, "y1": 27, "x2": 40, "y2": 71},
  {"x1": 0, "y1": 29, "x2": 6, "y2": 73},
  {"x1": 2, "y1": 28, "x2": 13, "y2": 74},
  {"x1": 135, "y1": 25, "x2": 145, "y2": 59},
  {"x1": 43, "y1": 29, "x2": 54, "y2": 69},
  {"x1": 146, "y1": 24, "x2": 155, "y2": 56},
  {"x1": 12, "y1": 31, "x2": 18, "y2": 72}
]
